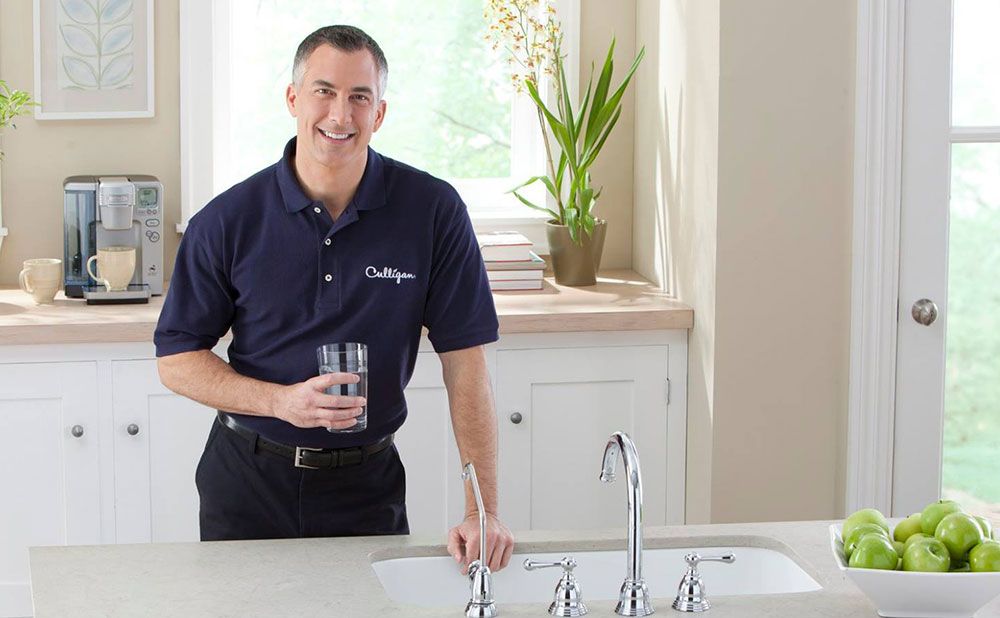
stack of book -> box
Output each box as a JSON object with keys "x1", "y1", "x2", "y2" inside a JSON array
[{"x1": 477, "y1": 231, "x2": 546, "y2": 291}]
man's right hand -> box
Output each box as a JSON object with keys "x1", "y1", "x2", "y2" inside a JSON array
[{"x1": 269, "y1": 373, "x2": 366, "y2": 430}]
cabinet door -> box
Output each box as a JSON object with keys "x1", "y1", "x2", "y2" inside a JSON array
[
  {"x1": 112, "y1": 360, "x2": 217, "y2": 544},
  {"x1": 0, "y1": 362, "x2": 100, "y2": 618},
  {"x1": 395, "y1": 352, "x2": 464, "y2": 536},
  {"x1": 497, "y1": 346, "x2": 670, "y2": 531}
]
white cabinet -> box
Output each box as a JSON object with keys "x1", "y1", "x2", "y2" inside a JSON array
[
  {"x1": 396, "y1": 331, "x2": 687, "y2": 537},
  {"x1": 112, "y1": 360, "x2": 217, "y2": 544},
  {"x1": 394, "y1": 352, "x2": 465, "y2": 535},
  {"x1": 497, "y1": 345, "x2": 672, "y2": 531},
  {"x1": 0, "y1": 330, "x2": 687, "y2": 616},
  {"x1": 0, "y1": 362, "x2": 101, "y2": 618}
]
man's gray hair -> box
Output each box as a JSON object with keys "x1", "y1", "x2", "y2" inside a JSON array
[{"x1": 292, "y1": 25, "x2": 388, "y2": 99}]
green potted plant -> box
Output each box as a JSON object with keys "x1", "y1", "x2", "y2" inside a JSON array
[
  {"x1": 0, "y1": 80, "x2": 36, "y2": 155},
  {"x1": 0, "y1": 80, "x2": 38, "y2": 252},
  {"x1": 486, "y1": 1, "x2": 644, "y2": 286}
]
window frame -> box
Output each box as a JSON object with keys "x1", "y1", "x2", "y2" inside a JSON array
[{"x1": 178, "y1": 0, "x2": 581, "y2": 249}]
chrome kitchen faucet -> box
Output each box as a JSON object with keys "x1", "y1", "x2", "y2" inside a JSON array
[
  {"x1": 600, "y1": 432, "x2": 654, "y2": 616},
  {"x1": 462, "y1": 462, "x2": 497, "y2": 618}
]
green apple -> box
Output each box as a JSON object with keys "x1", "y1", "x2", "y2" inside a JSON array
[
  {"x1": 969, "y1": 540, "x2": 1000, "y2": 572},
  {"x1": 904, "y1": 532, "x2": 931, "y2": 550},
  {"x1": 850, "y1": 534, "x2": 900, "y2": 570},
  {"x1": 935, "y1": 512, "x2": 986, "y2": 560},
  {"x1": 902, "y1": 537, "x2": 951, "y2": 572},
  {"x1": 844, "y1": 523, "x2": 890, "y2": 559},
  {"x1": 921, "y1": 500, "x2": 962, "y2": 536},
  {"x1": 974, "y1": 515, "x2": 994, "y2": 540},
  {"x1": 893, "y1": 540, "x2": 905, "y2": 557},
  {"x1": 894, "y1": 513, "x2": 923, "y2": 543},
  {"x1": 844, "y1": 508, "x2": 891, "y2": 542}
]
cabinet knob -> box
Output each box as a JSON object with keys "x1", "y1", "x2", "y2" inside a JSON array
[
  {"x1": 126, "y1": 423, "x2": 140, "y2": 436},
  {"x1": 509, "y1": 412, "x2": 523, "y2": 425},
  {"x1": 71, "y1": 425, "x2": 84, "y2": 438}
]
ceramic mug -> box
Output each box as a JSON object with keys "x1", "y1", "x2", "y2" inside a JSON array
[
  {"x1": 86, "y1": 246, "x2": 136, "y2": 292},
  {"x1": 18, "y1": 258, "x2": 63, "y2": 305}
]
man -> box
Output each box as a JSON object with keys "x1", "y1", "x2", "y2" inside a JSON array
[{"x1": 155, "y1": 25, "x2": 514, "y2": 574}]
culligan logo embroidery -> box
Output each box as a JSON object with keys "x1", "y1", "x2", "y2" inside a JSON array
[{"x1": 365, "y1": 266, "x2": 416, "y2": 284}]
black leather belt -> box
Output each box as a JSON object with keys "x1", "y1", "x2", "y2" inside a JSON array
[{"x1": 217, "y1": 412, "x2": 394, "y2": 470}]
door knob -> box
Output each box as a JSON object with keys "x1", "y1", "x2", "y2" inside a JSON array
[
  {"x1": 911, "y1": 299, "x2": 938, "y2": 326},
  {"x1": 509, "y1": 412, "x2": 523, "y2": 424},
  {"x1": 71, "y1": 425, "x2": 84, "y2": 438},
  {"x1": 126, "y1": 423, "x2": 140, "y2": 436}
]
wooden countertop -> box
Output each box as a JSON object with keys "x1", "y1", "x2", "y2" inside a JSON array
[{"x1": 0, "y1": 270, "x2": 692, "y2": 345}]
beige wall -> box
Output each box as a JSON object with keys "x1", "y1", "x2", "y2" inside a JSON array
[
  {"x1": 712, "y1": 0, "x2": 854, "y2": 522},
  {"x1": 0, "y1": 0, "x2": 181, "y2": 284},
  {"x1": 634, "y1": 0, "x2": 720, "y2": 524},
  {"x1": 0, "y1": 1, "x2": 636, "y2": 284},
  {"x1": 635, "y1": 0, "x2": 855, "y2": 523}
]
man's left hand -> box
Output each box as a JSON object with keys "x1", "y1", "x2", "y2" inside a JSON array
[{"x1": 447, "y1": 512, "x2": 514, "y2": 573}]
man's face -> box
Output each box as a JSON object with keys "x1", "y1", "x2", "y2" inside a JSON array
[{"x1": 286, "y1": 44, "x2": 386, "y2": 170}]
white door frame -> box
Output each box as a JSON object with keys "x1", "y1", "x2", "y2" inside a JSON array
[
  {"x1": 847, "y1": 0, "x2": 908, "y2": 515},
  {"x1": 848, "y1": 0, "x2": 956, "y2": 516}
]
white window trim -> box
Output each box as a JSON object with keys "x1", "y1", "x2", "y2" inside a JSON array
[
  {"x1": 846, "y1": 0, "x2": 906, "y2": 516},
  {"x1": 178, "y1": 0, "x2": 581, "y2": 251}
]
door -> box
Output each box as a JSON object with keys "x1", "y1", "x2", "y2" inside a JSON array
[
  {"x1": 0, "y1": 362, "x2": 100, "y2": 618},
  {"x1": 496, "y1": 346, "x2": 673, "y2": 531},
  {"x1": 112, "y1": 360, "x2": 217, "y2": 543},
  {"x1": 893, "y1": 0, "x2": 1000, "y2": 520}
]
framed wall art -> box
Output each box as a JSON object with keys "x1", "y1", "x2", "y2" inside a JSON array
[{"x1": 33, "y1": 0, "x2": 154, "y2": 119}]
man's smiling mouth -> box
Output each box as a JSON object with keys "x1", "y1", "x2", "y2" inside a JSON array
[{"x1": 319, "y1": 128, "x2": 356, "y2": 142}]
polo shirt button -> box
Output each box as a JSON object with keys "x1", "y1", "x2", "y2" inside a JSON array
[
  {"x1": 313, "y1": 206, "x2": 322, "y2": 214},
  {"x1": 324, "y1": 238, "x2": 332, "y2": 246},
  {"x1": 324, "y1": 274, "x2": 333, "y2": 282}
]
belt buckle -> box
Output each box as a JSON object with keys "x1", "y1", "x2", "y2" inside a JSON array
[{"x1": 294, "y1": 446, "x2": 323, "y2": 470}]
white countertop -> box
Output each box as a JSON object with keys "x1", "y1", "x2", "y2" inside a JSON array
[{"x1": 29, "y1": 520, "x2": 1000, "y2": 617}]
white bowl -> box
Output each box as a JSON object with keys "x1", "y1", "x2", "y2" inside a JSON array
[{"x1": 830, "y1": 523, "x2": 1000, "y2": 618}]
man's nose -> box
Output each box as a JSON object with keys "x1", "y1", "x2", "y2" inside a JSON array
[{"x1": 327, "y1": 96, "x2": 351, "y2": 126}]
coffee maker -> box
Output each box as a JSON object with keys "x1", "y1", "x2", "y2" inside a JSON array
[{"x1": 63, "y1": 176, "x2": 164, "y2": 303}]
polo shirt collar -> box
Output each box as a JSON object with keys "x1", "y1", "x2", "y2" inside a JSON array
[{"x1": 276, "y1": 137, "x2": 387, "y2": 214}]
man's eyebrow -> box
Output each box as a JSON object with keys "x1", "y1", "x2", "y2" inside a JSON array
[{"x1": 310, "y1": 80, "x2": 374, "y2": 95}]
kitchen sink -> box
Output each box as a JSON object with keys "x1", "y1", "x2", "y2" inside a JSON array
[{"x1": 371, "y1": 545, "x2": 821, "y2": 608}]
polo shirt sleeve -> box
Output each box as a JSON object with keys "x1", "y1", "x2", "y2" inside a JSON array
[
  {"x1": 154, "y1": 211, "x2": 235, "y2": 356},
  {"x1": 423, "y1": 194, "x2": 499, "y2": 354}
]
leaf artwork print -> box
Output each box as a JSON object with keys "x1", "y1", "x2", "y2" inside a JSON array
[{"x1": 56, "y1": 0, "x2": 135, "y2": 90}]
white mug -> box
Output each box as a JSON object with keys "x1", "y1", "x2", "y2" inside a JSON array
[
  {"x1": 87, "y1": 246, "x2": 136, "y2": 292},
  {"x1": 18, "y1": 258, "x2": 63, "y2": 305}
]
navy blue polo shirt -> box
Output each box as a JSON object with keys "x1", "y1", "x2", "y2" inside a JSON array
[{"x1": 155, "y1": 137, "x2": 499, "y2": 448}]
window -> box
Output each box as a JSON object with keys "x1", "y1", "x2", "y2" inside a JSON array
[{"x1": 179, "y1": 0, "x2": 580, "y2": 246}]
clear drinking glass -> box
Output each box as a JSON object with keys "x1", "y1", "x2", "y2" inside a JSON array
[{"x1": 316, "y1": 342, "x2": 368, "y2": 433}]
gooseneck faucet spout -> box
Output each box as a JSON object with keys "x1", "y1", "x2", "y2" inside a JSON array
[
  {"x1": 600, "y1": 431, "x2": 654, "y2": 616},
  {"x1": 462, "y1": 462, "x2": 497, "y2": 618}
]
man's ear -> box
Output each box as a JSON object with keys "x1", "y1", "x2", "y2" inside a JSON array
[
  {"x1": 372, "y1": 99, "x2": 387, "y2": 132},
  {"x1": 286, "y1": 83, "x2": 298, "y2": 117}
]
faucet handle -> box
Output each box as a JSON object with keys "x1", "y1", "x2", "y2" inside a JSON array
[
  {"x1": 523, "y1": 557, "x2": 587, "y2": 617},
  {"x1": 672, "y1": 551, "x2": 736, "y2": 613},
  {"x1": 523, "y1": 557, "x2": 578, "y2": 572},
  {"x1": 684, "y1": 551, "x2": 735, "y2": 567}
]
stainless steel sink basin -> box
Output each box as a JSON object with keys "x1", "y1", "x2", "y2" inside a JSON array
[{"x1": 371, "y1": 545, "x2": 821, "y2": 608}]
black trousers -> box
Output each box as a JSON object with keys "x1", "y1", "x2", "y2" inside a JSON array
[{"x1": 195, "y1": 417, "x2": 409, "y2": 541}]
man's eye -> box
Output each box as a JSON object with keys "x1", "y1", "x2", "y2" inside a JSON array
[
  {"x1": 315, "y1": 88, "x2": 331, "y2": 95},
  {"x1": 351, "y1": 94, "x2": 370, "y2": 102}
]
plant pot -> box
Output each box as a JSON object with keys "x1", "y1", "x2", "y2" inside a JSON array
[{"x1": 545, "y1": 219, "x2": 607, "y2": 286}]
